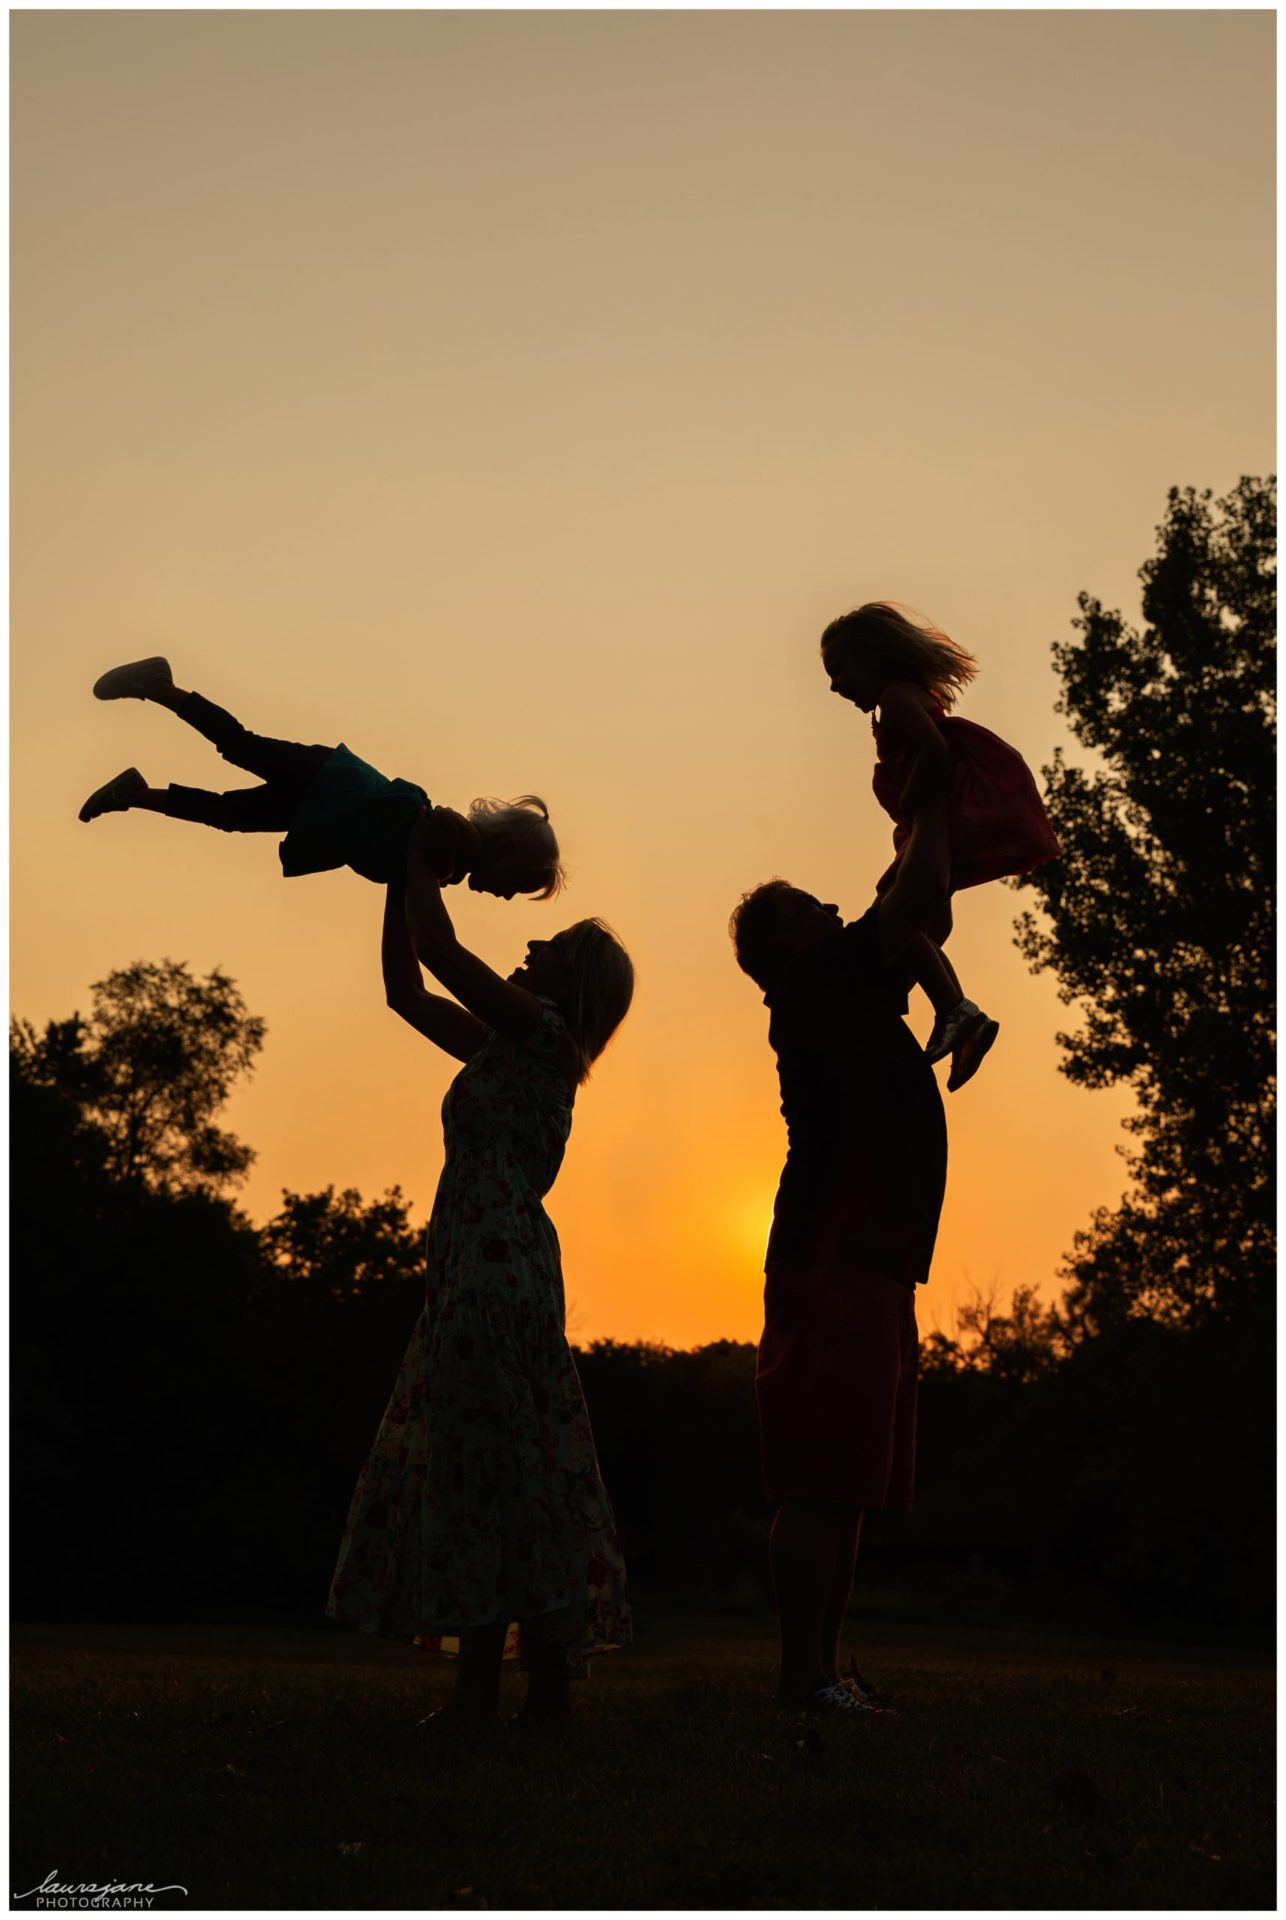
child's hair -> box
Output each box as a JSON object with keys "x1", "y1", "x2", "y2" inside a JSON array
[
  {"x1": 820, "y1": 601, "x2": 978, "y2": 709},
  {"x1": 557, "y1": 917, "x2": 635, "y2": 1083},
  {"x1": 468, "y1": 794, "x2": 565, "y2": 899}
]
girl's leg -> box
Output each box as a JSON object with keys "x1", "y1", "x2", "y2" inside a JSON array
[
  {"x1": 905, "y1": 933, "x2": 964, "y2": 1020},
  {"x1": 901, "y1": 884, "x2": 977, "y2": 1025}
]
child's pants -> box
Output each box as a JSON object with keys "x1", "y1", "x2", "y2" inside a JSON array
[{"x1": 162, "y1": 692, "x2": 333, "y2": 832}]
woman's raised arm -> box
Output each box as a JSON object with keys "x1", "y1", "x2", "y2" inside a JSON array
[
  {"x1": 382, "y1": 872, "x2": 490, "y2": 1062},
  {"x1": 404, "y1": 811, "x2": 546, "y2": 1042}
]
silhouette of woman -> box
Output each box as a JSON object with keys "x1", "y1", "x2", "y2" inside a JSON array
[{"x1": 326, "y1": 816, "x2": 633, "y2": 1724}]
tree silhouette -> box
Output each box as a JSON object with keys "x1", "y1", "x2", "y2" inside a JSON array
[
  {"x1": 261, "y1": 1184, "x2": 425, "y2": 1307},
  {"x1": 11, "y1": 959, "x2": 265, "y2": 1194},
  {"x1": 1013, "y1": 477, "x2": 1276, "y2": 1326}
]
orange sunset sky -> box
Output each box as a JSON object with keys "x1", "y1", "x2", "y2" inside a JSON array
[{"x1": 11, "y1": 10, "x2": 1275, "y2": 1347}]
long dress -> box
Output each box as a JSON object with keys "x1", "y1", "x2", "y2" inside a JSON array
[
  {"x1": 325, "y1": 998, "x2": 630, "y2": 1671},
  {"x1": 872, "y1": 694, "x2": 1061, "y2": 893}
]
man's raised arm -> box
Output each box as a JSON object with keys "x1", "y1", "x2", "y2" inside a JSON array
[{"x1": 875, "y1": 791, "x2": 952, "y2": 968}]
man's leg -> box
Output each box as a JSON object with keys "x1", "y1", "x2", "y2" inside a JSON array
[
  {"x1": 769, "y1": 1496, "x2": 864, "y2": 1706},
  {"x1": 820, "y1": 1510, "x2": 863, "y2": 1687}
]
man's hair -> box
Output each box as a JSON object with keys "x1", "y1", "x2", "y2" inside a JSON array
[
  {"x1": 729, "y1": 879, "x2": 795, "y2": 989},
  {"x1": 468, "y1": 794, "x2": 565, "y2": 898}
]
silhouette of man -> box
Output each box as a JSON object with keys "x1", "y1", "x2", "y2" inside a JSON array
[{"x1": 730, "y1": 793, "x2": 950, "y2": 1711}]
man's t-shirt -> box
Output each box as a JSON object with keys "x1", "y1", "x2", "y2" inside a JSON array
[
  {"x1": 762, "y1": 904, "x2": 948, "y2": 1286},
  {"x1": 278, "y1": 744, "x2": 429, "y2": 885}
]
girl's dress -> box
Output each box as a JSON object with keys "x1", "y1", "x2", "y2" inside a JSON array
[
  {"x1": 325, "y1": 998, "x2": 630, "y2": 1672},
  {"x1": 872, "y1": 694, "x2": 1060, "y2": 893}
]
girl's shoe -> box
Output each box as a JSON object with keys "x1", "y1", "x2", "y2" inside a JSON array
[
  {"x1": 79, "y1": 767, "x2": 147, "y2": 822},
  {"x1": 947, "y1": 1016, "x2": 1000, "y2": 1092},
  {"x1": 92, "y1": 656, "x2": 173, "y2": 701},
  {"x1": 924, "y1": 997, "x2": 985, "y2": 1064}
]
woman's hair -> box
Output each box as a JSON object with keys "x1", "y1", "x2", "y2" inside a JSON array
[
  {"x1": 728, "y1": 879, "x2": 795, "y2": 989},
  {"x1": 556, "y1": 918, "x2": 635, "y2": 1084},
  {"x1": 820, "y1": 601, "x2": 978, "y2": 709},
  {"x1": 468, "y1": 794, "x2": 565, "y2": 899}
]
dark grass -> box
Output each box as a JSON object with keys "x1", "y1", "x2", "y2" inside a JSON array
[{"x1": 11, "y1": 1614, "x2": 1275, "y2": 1910}]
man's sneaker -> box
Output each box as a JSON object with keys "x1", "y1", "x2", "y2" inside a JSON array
[
  {"x1": 924, "y1": 997, "x2": 986, "y2": 1064},
  {"x1": 79, "y1": 767, "x2": 147, "y2": 822},
  {"x1": 808, "y1": 1680, "x2": 885, "y2": 1714},
  {"x1": 947, "y1": 1015, "x2": 1000, "y2": 1092},
  {"x1": 92, "y1": 656, "x2": 173, "y2": 701},
  {"x1": 841, "y1": 1656, "x2": 896, "y2": 1712}
]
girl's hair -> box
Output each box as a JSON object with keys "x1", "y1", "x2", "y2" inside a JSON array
[
  {"x1": 468, "y1": 794, "x2": 566, "y2": 899},
  {"x1": 820, "y1": 601, "x2": 978, "y2": 709},
  {"x1": 556, "y1": 917, "x2": 635, "y2": 1084}
]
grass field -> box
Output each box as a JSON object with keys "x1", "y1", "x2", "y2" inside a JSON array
[{"x1": 11, "y1": 1613, "x2": 1274, "y2": 1911}]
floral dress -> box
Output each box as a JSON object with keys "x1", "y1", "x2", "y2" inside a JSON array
[{"x1": 325, "y1": 999, "x2": 630, "y2": 1672}]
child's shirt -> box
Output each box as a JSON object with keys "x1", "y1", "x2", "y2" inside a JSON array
[{"x1": 278, "y1": 743, "x2": 429, "y2": 885}]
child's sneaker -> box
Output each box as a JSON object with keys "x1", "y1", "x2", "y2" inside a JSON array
[
  {"x1": 947, "y1": 1015, "x2": 1000, "y2": 1091},
  {"x1": 79, "y1": 767, "x2": 146, "y2": 821},
  {"x1": 924, "y1": 997, "x2": 985, "y2": 1064},
  {"x1": 921, "y1": 998, "x2": 982, "y2": 1059},
  {"x1": 92, "y1": 657, "x2": 173, "y2": 701}
]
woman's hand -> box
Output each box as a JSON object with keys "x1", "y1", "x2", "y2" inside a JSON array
[
  {"x1": 405, "y1": 814, "x2": 459, "y2": 958},
  {"x1": 381, "y1": 873, "x2": 489, "y2": 1062},
  {"x1": 409, "y1": 806, "x2": 468, "y2": 885},
  {"x1": 404, "y1": 811, "x2": 546, "y2": 1042}
]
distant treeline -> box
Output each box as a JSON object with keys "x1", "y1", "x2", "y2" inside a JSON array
[{"x1": 10, "y1": 1039, "x2": 1270, "y2": 1641}]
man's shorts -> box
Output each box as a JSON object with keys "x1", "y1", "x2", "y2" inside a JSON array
[{"x1": 755, "y1": 1263, "x2": 919, "y2": 1511}]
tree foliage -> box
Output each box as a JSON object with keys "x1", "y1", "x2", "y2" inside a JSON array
[
  {"x1": 920, "y1": 1286, "x2": 1068, "y2": 1386},
  {"x1": 1013, "y1": 477, "x2": 1276, "y2": 1326},
  {"x1": 11, "y1": 959, "x2": 265, "y2": 1194},
  {"x1": 262, "y1": 1185, "x2": 425, "y2": 1306}
]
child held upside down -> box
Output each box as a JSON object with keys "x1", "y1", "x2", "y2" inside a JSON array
[{"x1": 78, "y1": 656, "x2": 564, "y2": 900}]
